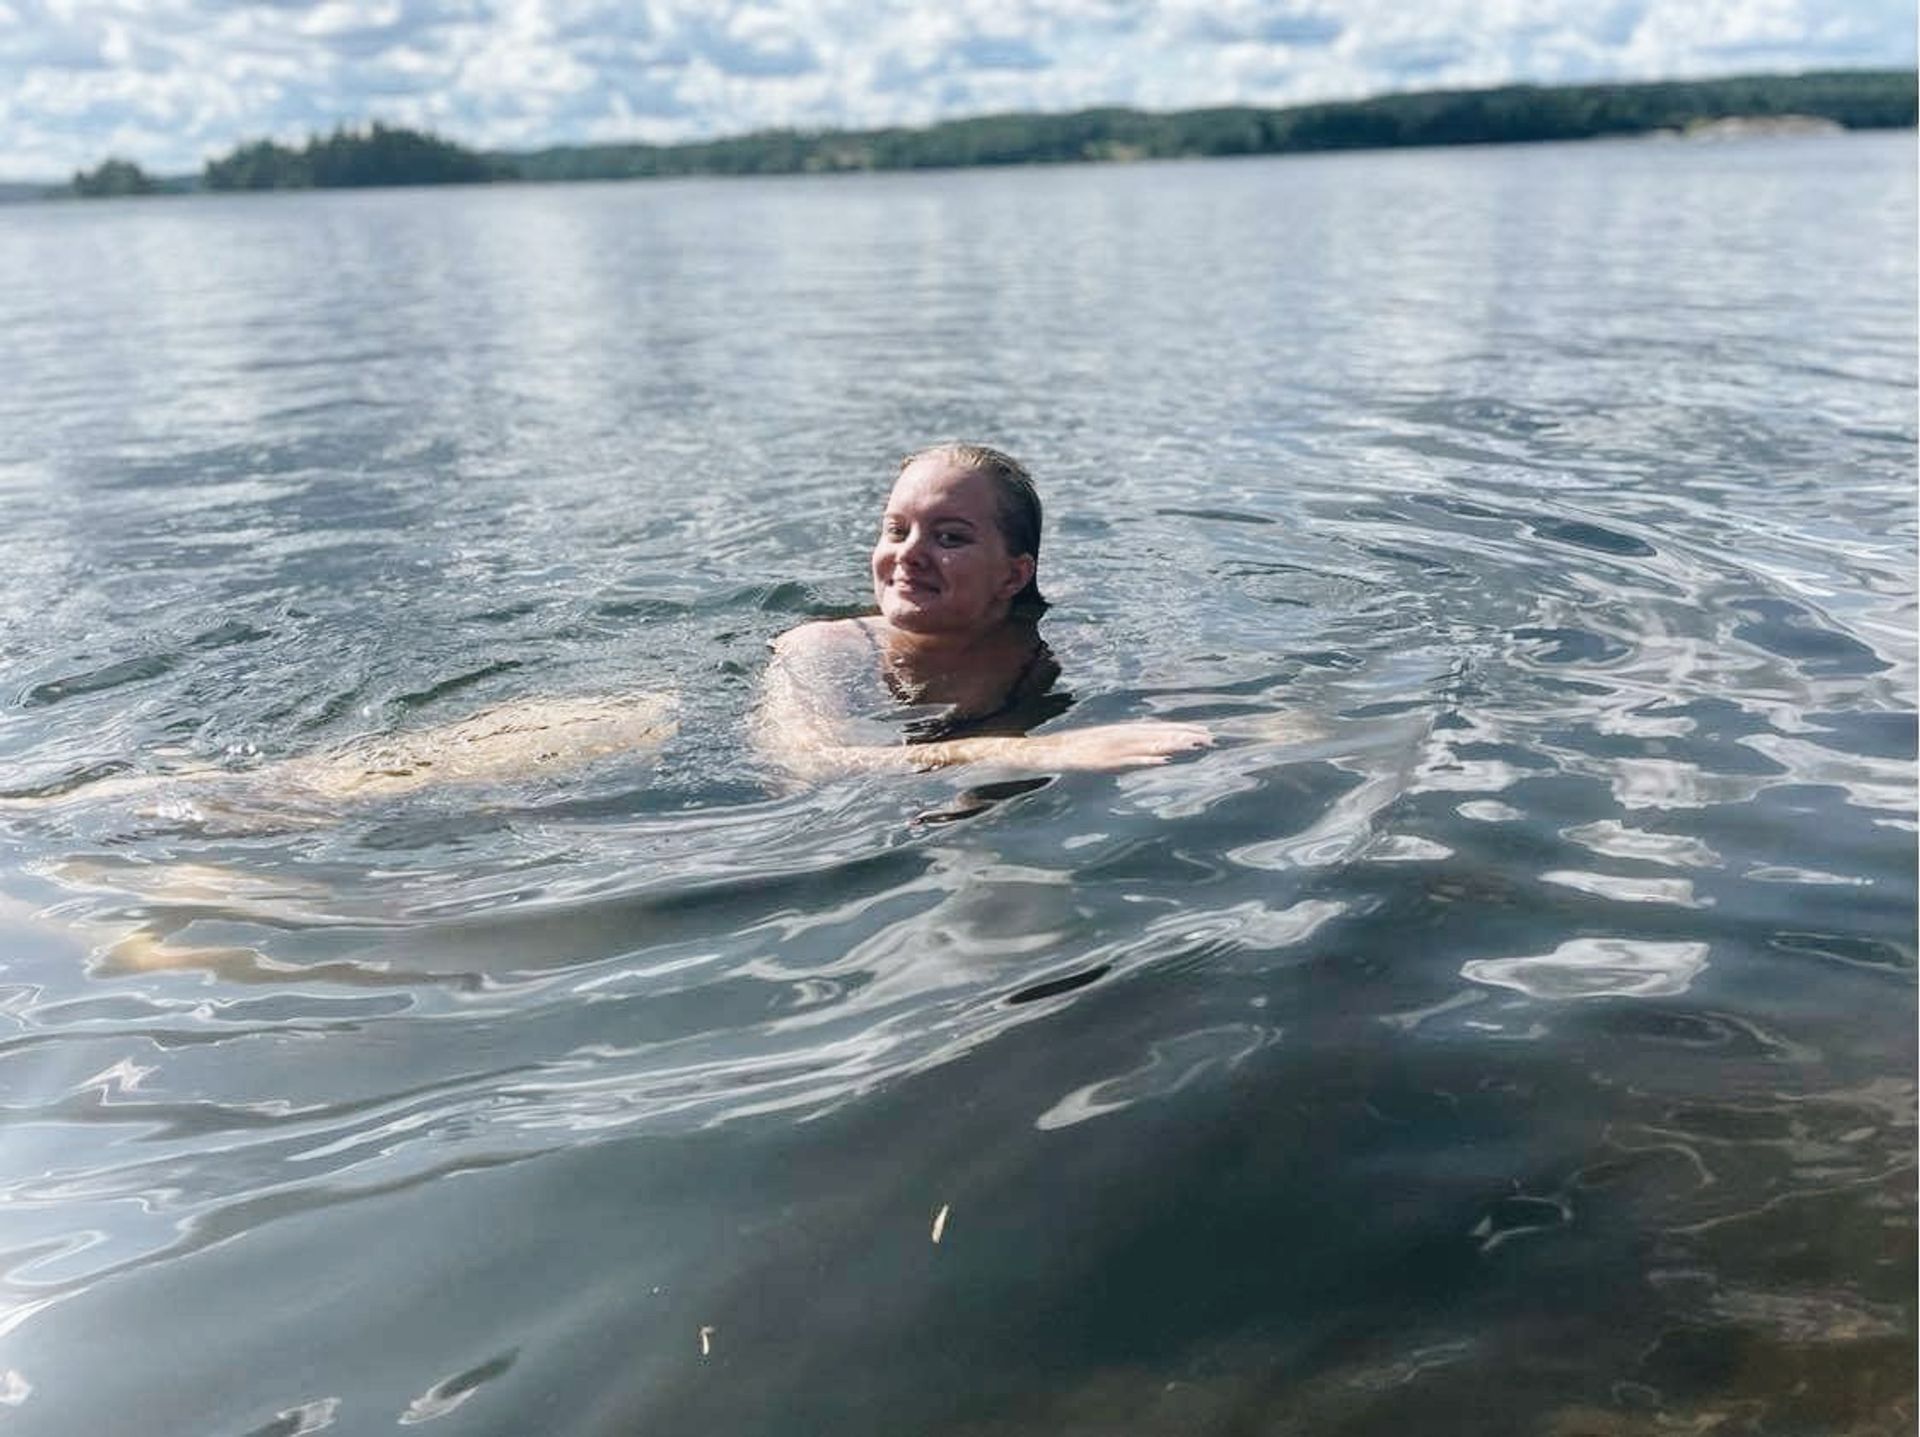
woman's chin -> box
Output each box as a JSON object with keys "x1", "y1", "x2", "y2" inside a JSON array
[
  {"x1": 879, "y1": 595, "x2": 958, "y2": 634},
  {"x1": 880, "y1": 606, "x2": 934, "y2": 633}
]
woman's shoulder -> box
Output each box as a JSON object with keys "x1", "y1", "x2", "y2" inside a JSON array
[
  {"x1": 771, "y1": 617, "x2": 878, "y2": 658},
  {"x1": 771, "y1": 618, "x2": 879, "y2": 653}
]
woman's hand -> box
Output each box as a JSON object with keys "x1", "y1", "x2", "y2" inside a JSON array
[
  {"x1": 1024, "y1": 721, "x2": 1213, "y2": 770},
  {"x1": 771, "y1": 720, "x2": 1213, "y2": 777}
]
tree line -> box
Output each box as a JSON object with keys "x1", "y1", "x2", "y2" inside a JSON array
[
  {"x1": 67, "y1": 68, "x2": 1916, "y2": 197},
  {"x1": 69, "y1": 121, "x2": 501, "y2": 196},
  {"x1": 507, "y1": 70, "x2": 1916, "y2": 181},
  {"x1": 201, "y1": 122, "x2": 505, "y2": 189}
]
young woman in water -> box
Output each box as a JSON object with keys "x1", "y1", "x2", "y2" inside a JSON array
[
  {"x1": 755, "y1": 442, "x2": 1212, "y2": 777},
  {"x1": 7, "y1": 444, "x2": 1199, "y2": 817},
  {"x1": 15, "y1": 444, "x2": 1208, "y2": 975}
]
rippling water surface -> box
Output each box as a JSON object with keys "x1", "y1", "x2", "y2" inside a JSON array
[{"x1": 0, "y1": 133, "x2": 1913, "y2": 1436}]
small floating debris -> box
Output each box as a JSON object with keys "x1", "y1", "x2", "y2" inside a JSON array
[
  {"x1": 931, "y1": 1204, "x2": 950, "y2": 1244},
  {"x1": 698, "y1": 1326, "x2": 715, "y2": 1358}
]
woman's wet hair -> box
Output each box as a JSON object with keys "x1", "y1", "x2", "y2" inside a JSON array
[{"x1": 898, "y1": 442, "x2": 1050, "y2": 618}]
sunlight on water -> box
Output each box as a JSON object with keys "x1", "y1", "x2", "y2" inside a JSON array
[{"x1": 1462, "y1": 938, "x2": 1712, "y2": 1000}]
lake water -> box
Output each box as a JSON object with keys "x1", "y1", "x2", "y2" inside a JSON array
[{"x1": 0, "y1": 132, "x2": 1913, "y2": 1435}]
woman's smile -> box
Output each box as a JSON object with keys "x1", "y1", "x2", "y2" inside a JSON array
[{"x1": 870, "y1": 456, "x2": 1033, "y2": 635}]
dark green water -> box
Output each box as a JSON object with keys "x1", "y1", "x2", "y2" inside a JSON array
[{"x1": 0, "y1": 133, "x2": 1912, "y2": 1435}]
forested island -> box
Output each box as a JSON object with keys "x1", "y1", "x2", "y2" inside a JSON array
[
  {"x1": 70, "y1": 158, "x2": 162, "y2": 197},
  {"x1": 58, "y1": 68, "x2": 1918, "y2": 198},
  {"x1": 201, "y1": 121, "x2": 506, "y2": 190}
]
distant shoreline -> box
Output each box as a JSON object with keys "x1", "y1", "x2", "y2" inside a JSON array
[{"x1": 18, "y1": 67, "x2": 1916, "y2": 200}]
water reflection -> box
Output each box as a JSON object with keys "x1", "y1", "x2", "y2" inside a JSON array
[
  {"x1": 1463, "y1": 938, "x2": 1711, "y2": 1000},
  {"x1": 0, "y1": 134, "x2": 1911, "y2": 1435}
]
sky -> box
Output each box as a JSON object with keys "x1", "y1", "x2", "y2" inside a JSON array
[{"x1": 2, "y1": 0, "x2": 1913, "y2": 179}]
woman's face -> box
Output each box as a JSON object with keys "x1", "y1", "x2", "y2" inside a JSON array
[{"x1": 872, "y1": 458, "x2": 1035, "y2": 637}]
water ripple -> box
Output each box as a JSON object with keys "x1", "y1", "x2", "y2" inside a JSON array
[{"x1": 0, "y1": 136, "x2": 1910, "y2": 1436}]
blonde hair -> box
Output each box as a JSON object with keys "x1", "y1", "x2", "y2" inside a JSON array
[{"x1": 897, "y1": 442, "x2": 1049, "y2": 617}]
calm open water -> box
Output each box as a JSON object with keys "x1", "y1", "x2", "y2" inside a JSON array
[{"x1": 0, "y1": 133, "x2": 1913, "y2": 1436}]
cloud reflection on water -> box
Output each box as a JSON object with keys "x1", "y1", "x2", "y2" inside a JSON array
[{"x1": 1462, "y1": 938, "x2": 1711, "y2": 1000}]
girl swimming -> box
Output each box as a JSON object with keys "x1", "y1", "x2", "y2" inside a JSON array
[{"x1": 754, "y1": 442, "x2": 1211, "y2": 777}]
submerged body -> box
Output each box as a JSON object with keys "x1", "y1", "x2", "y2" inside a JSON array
[
  {"x1": 1, "y1": 692, "x2": 678, "y2": 815},
  {"x1": 10, "y1": 691, "x2": 679, "y2": 978},
  {"x1": 274, "y1": 692, "x2": 677, "y2": 799}
]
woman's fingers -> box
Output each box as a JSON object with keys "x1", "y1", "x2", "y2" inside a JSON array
[
  {"x1": 1139, "y1": 721, "x2": 1213, "y2": 750},
  {"x1": 1047, "y1": 721, "x2": 1214, "y2": 769},
  {"x1": 1109, "y1": 721, "x2": 1213, "y2": 757}
]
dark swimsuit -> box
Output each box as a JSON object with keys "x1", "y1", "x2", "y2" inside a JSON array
[{"x1": 854, "y1": 618, "x2": 1070, "y2": 744}]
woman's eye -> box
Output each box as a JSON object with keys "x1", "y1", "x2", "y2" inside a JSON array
[{"x1": 937, "y1": 531, "x2": 969, "y2": 548}]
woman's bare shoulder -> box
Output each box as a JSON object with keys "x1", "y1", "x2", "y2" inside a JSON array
[{"x1": 771, "y1": 618, "x2": 874, "y2": 658}]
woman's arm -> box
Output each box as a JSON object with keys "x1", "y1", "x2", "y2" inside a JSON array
[{"x1": 753, "y1": 624, "x2": 1211, "y2": 778}]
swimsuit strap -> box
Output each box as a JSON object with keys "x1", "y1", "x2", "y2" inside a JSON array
[{"x1": 981, "y1": 640, "x2": 1045, "y2": 722}]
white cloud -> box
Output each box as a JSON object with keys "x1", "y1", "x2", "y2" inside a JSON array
[{"x1": 1, "y1": 0, "x2": 1910, "y2": 178}]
